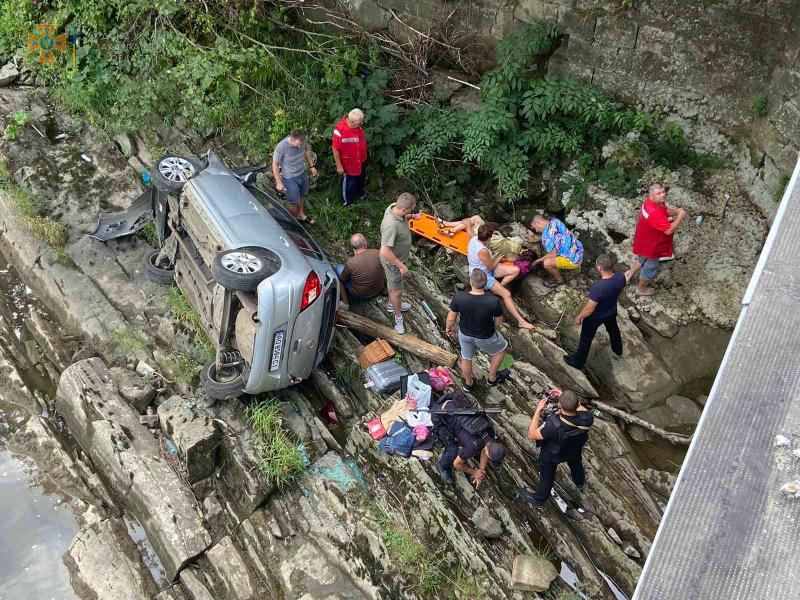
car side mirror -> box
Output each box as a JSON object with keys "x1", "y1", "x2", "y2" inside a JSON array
[{"x1": 242, "y1": 172, "x2": 257, "y2": 185}]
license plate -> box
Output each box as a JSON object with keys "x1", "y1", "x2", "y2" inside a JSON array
[{"x1": 270, "y1": 330, "x2": 285, "y2": 371}]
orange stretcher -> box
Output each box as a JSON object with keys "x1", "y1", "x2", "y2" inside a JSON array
[
  {"x1": 409, "y1": 213, "x2": 471, "y2": 255},
  {"x1": 409, "y1": 213, "x2": 514, "y2": 264}
]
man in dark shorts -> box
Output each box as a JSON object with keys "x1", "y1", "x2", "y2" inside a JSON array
[
  {"x1": 271, "y1": 130, "x2": 317, "y2": 223},
  {"x1": 520, "y1": 388, "x2": 593, "y2": 510},
  {"x1": 446, "y1": 269, "x2": 510, "y2": 393},
  {"x1": 433, "y1": 391, "x2": 507, "y2": 487},
  {"x1": 564, "y1": 254, "x2": 637, "y2": 370},
  {"x1": 335, "y1": 233, "x2": 385, "y2": 308}
]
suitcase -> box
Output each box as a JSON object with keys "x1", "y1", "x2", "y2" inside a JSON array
[{"x1": 365, "y1": 360, "x2": 409, "y2": 393}]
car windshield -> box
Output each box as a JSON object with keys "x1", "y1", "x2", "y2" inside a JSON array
[{"x1": 249, "y1": 187, "x2": 325, "y2": 260}]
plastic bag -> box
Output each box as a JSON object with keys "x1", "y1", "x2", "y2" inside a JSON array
[
  {"x1": 427, "y1": 367, "x2": 452, "y2": 392},
  {"x1": 405, "y1": 374, "x2": 432, "y2": 409}
]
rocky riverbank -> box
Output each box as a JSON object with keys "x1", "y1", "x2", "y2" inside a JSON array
[{"x1": 0, "y1": 76, "x2": 761, "y2": 600}]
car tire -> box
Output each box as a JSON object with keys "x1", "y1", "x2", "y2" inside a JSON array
[
  {"x1": 141, "y1": 249, "x2": 174, "y2": 284},
  {"x1": 151, "y1": 153, "x2": 206, "y2": 195},
  {"x1": 211, "y1": 247, "x2": 281, "y2": 292},
  {"x1": 200, "y1": 359, "x2": 247, "y2": 400}
]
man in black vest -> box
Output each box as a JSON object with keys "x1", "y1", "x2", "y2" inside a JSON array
[
  {"x1": 432, "y1": 391, "x2": 506, "y2": 488},
  {"x1": 519, "y1": 388, "x2": 593, "y2": 510}
]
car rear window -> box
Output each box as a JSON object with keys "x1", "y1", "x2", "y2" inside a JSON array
[{"x1": 250, "y1": 187, "x2": 325, "y2": 260}]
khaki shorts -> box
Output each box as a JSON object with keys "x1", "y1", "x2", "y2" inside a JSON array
[{"x1": 381, "y1": 258, "x2": 405, "y2": 292}]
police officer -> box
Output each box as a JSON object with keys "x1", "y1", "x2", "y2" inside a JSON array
[
  {"x1": 433, "y1": 391, "x2": 506, "y2": 488},
  {"x1": 519, "y1": 388, "x2": 593, "y2": 510}
]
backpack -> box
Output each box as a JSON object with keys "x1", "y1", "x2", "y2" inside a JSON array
[
  {"x1": 434, "y1": 391, "x2": 491, "y2": 436},
  {"x1": 540, "y1": 412, "x2": 591, "y2": 460}
]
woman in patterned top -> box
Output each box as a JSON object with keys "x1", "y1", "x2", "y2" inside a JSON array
[{"x1": 528, "y1": 214, "x2": 584, "y2": 288}]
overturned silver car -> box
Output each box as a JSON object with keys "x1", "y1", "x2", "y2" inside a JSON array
[{"x1": 92, "y1": 151, "x2": 338, "y2": 399}]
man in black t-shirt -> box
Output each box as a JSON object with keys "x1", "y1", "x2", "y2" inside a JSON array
[
  {"x1": 446, "y1": 269, "x2": 510, "y2": 393},
  {"x1": 520, "y1": 388, "x2": 593, "y2": 510},
  {"x1": 564, "y1": 254, "x2": 637, "y2": 370}
]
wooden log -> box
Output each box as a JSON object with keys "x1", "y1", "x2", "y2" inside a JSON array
[
  {"x1": 590, "y1": 398, "x2": 693, "y2": 446},
  {"x1": 336, "y1": 310, "x2": 457, "y2": 367}
]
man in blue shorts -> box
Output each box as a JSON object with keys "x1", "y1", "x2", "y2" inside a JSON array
[{"x1": 272, "y1": 130, "x2": 317, "y2": 224}]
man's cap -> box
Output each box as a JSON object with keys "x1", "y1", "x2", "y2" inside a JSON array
[{"x1": 488, "y1": 442, "x2": 506, "y2": 468}]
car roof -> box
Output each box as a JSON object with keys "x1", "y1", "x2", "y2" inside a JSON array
[{"x1": 188, "y1": 152, "x2": 309, "y2": 269}]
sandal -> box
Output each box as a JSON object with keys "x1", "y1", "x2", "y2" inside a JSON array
[{"x1": 297, "y1": 216, "x2": 316, "y2": 226}]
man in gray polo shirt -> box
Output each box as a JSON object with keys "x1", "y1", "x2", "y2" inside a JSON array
[
  {"x1": 380, "y1": 192, "x2": 419, "y2": 334},
  {"x1": 272, "y1": 130, "x2": 317, "y2": 224}
]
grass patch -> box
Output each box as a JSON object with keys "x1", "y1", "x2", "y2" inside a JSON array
[
  {"x1": 138, "y1": 221, "x2": 158, "y2": 247},
  {"x1": 0, "y1": 160, "x2": 69, "y2": 257},
  {"x1": 161, "y1": 352, "x2": 200, "y2": 385},
  {"x1": 372, "y1": 505, "x2": 484, "y2": 597},
  {"x1": 334, "y1": 360, "x2": 361, "y2": 384},
  {"x1": 748, "y1": 95, "x2": 768, "y2": 117},
  {"x1": 166, "y1": 286, "x2": 214, "y2": 360},
  {"x1": 111, "y1": 327, "x2": 152, "y2": 358},
  {"x1": 308, "y1": 182, "x2": 389, "y2": 250},
  {"x1": 249, "y1": 400, "x2": 306, "y2": 489},
  {"x1": 771, "y1": 173, "x2": 790, "y2": 203}
]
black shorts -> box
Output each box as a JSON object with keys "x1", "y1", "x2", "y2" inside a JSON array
[{"x1": 457, "y1": 428, "x2": 492, "y2": 461}]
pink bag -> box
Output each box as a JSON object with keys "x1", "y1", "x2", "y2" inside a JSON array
[
  {"x1": 413, "y1": 425, "x2": 429, "y2": 442},
  {"x1": 367, "y1": 418, "x2": 387, "y2": 440},
  {"x1": 427, "y1": 367, "x2": 452, "y2": 392}
]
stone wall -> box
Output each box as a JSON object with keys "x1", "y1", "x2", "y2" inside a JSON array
[{"x1": 341, "y1": 0, "x2": 800, "y2": 216}]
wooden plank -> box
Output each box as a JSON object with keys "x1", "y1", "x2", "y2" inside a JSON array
[{"x1": 336, "y1": 310, "x2": 457, "y2": 367}]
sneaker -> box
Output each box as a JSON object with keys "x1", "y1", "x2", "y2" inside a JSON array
[
  {"x1": 394, "y1": 316, "x2": 405, "y2": 335},
  {"x1": 487, "y1": 368, "x2": 511, "y2": 386},
  {"x1": 611, "y1": 351, "x2": 623, "y2": 360},
  {"x1": 463, "y1": 382, "x2": 474, "y2": 394},
  {"x1": 519, "y1": 489, "x2": 545, "y2": 511},
  {"x1": 636, "y1": 287, "x2": 655, "y2": 297},
  {"x1": 386, "y1": 301, "x2": 411, "y2": 313},
  {"x1": 563, "y1": 355, "x2": 584, "y2": 370},
  {"x1": 435, "y1": 463, "x2": 455, "y2": 485}
]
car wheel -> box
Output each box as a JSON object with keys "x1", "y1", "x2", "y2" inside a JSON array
[
  {"x1": 211, "y1": 247, "x2": 281, "y2": 292},
  {"x1": 141, "y1": 249, "x2": 174, "y2": 284},
  {"x1": 151, "y1": 153, "x2": 206, "y2": 195},
  {"x1": 200, "y1": 359, "x2": 247, "y2": 400}
]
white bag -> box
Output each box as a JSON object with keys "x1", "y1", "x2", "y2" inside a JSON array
[{"x1": 405, "y1": 374, "x2": 433, "y2": 427}]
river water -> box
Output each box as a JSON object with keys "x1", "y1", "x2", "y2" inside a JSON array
[{"x1": 0, "y1": 258, "x2": 77, "y2": 600}]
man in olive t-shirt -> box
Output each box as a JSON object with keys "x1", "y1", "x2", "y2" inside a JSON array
[
  {"x1": 336, "y1": 233, "x2": 385, "y2": 306},
  {"x1": 380, "y1": 192, "x2": 420, "y2": 334}
]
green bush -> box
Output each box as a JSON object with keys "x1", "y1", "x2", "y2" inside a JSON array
[
  {"x1": 1, "y1": 0, "x2": 365, "y2": 160},
  {"x1": 328, "y1": 70, "x2": 414, "y2": 171}
]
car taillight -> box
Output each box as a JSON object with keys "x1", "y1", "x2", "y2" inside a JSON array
[{"x1": 300, "y1": 271, "x2": 321, "y2": 312}]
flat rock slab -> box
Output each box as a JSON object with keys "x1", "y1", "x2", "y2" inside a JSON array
[
  {"x1": 57, "y1": 358, "x2": 211, "y2": 580},
  {"x1": 511, "y1": 554, "x2": 558, "y2": 592},
  {"x1": 64, "y1": 518, "x2": 158, "y2": 600},
  {"x1": 158, "y1": 395, "x2": 220, "y2": 483}
]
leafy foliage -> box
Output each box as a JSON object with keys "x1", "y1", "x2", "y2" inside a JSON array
[
  {"x1": 0, "y1": 0, "x2": 365, "y2": 160},
  {"x1": 327, "y1": 70, "x2": 414, "y2": 170}
]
